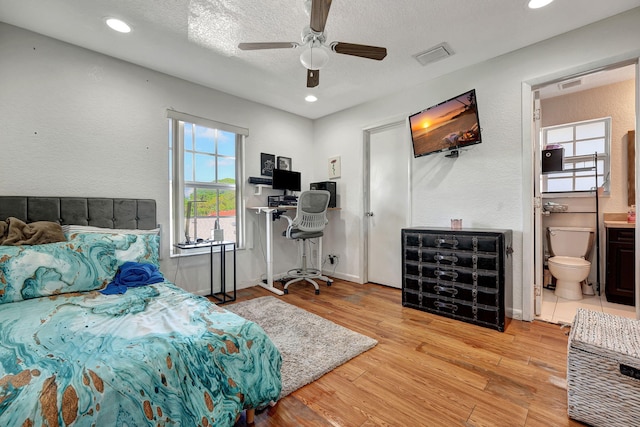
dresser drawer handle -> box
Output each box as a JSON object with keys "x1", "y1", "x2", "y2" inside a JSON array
[
  {"x1": 435, "y1": 238, "x2": 458, "y2": 247},
  {"x1": 434, "y1": 285, "x2": 458, "y2": 296},
  {"x1": 435, "y1": 270, "x2": 458, "y2": 279},
  {"x1": 434, "y1": 301, "x2": 458, "y2": 311},
  {"x1": 435, "y1": 254, "x2": 458, "y2": 263}
]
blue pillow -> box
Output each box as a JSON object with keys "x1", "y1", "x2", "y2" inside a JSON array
[
  {"x1": 0, "y1": 239, "x2": 118, "y2": 304},
  {"x1": 65, "y1": 232, "x2": 160, "y2": 267}
]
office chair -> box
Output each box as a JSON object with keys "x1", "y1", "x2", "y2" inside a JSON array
[{"x1": 282, "y1": 190, "x2": 333, "y2": 294}]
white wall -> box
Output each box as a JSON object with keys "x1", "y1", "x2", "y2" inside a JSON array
[
  {"x1": 2, "y1": 8, "x2": 640, "y2": 313},
  {"x1": 0, "y1": 23, "x2": 315, "y2": 295},
  {"x1": 313, "y1": 9, "x2": 640, "y2": 319}
]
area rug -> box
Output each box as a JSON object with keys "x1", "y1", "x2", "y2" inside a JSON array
[{"x1": 226, "y1": 296, "x2": 378, "y2": 398}]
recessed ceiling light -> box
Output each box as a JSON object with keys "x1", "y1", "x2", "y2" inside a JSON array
[
  {"x1": 528, "y1": 0, "x2": 554, "y2": 9},
  {"x1": 106, "y1": 18, "x2": 131, "y2": 33},
  {"x1": 305, "y1": 95, "x2": 318, "y2": 102}
]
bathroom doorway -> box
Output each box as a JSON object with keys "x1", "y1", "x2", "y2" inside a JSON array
[{"x1": 531, "y1": 62, "x2": 638, "y2": 324}]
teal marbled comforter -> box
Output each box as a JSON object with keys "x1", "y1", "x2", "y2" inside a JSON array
[{"x1": 0, "y1": 281, "x2": 282, "y2": 426}]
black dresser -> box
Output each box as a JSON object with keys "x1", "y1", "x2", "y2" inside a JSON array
[{"x1": 402, "y1": 227, "x2": 513, "y2": 332}]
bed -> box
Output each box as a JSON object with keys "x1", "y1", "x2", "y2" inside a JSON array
[{"x1": 0, "y1": 197, "x2": 282, "y2": 426}]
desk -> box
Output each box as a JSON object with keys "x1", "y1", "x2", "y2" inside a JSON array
[
  {"x1": 174, "y1": 240, "x2": 236, "y2": 303},
  {"x1": 248, "y1": 206, "x2": 326, "y2": 295}
]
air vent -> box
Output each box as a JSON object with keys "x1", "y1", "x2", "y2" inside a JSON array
[
  {"x1": 558, "y1": 79, "x2": 582, "y2": 91},
  {"x1": 413, "y1": 43, "x2": 453, "y2": 66}
]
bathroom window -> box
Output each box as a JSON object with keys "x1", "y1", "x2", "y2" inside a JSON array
[{"x1": 541, "y1": 117, "x2": 610, "y2": 194}]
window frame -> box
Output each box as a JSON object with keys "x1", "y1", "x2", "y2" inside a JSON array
[
  {"x1": 168, "y1": 110, "x2": 247, "y2": 255},
  {"x1": 541, "y1": 117, "x2": 611, "y2": 196}
]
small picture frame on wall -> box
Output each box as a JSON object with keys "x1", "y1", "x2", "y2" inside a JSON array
[
  {"x1": 277, "y1": 156, "x2": 292, "y2": 171},
  {"x1": 261, "y1": 153, "x2": 276, "y2": 176},
  {"x1": 328, "y1": 156, "x2": 341, "y2": 179}
]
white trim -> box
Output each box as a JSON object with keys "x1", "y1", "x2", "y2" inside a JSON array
[
  {"x1": 521, "y1": 82, "x2": 535, "y2": 321},
  {"x1": 166, "y1": 109, "x2": 249, "y2": 136}
]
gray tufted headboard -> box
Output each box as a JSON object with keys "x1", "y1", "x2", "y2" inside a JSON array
[{"x1": 0, "y1": 197, "x2": 157, "y2": 230}]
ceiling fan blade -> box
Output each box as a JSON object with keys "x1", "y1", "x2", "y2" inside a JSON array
[
  {"x1": 238, "y1": 42, "x2": 299, "y2": 50},
  {"x1": 330, "y1": 42, "x2": 387, "y2": 60},
  {"x1": 310, "y1": 0, "x2": 332, "y2": 33},
  {"x1": 307, "y1": 69, "x2": 319, "y2": 88}
]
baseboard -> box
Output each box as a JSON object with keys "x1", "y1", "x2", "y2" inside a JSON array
[
  {"x1": 321, "y1": 270, "x2": 362, "y2": 284},
  {"x1": 507, "y1": 307, "x2": 523, "y2": 321}
]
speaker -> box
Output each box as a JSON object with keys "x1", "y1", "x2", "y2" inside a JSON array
[
  {"x1": 310, "y1": 181, "x2": 336, "y2": 208},
  {"x1": 542, "y1": 148, "x2": 564, "y2": 173}
]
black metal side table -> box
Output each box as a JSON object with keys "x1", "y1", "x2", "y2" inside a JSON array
[{"x1": 174, "y1": 240, "x2": 236, "y2": 303}]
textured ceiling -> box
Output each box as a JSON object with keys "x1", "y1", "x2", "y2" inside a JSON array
[{"x1": 1, "y1": 0, "x2": 639, "y2": 119}]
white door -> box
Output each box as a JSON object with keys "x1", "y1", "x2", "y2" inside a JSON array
[{"x1": 365, "y1": 121, "x2": 410, "y2": 288}]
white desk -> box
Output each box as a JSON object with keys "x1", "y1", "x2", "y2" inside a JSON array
[{"x1": 249, "y1": 206, "x2": 324, "y2": 295}]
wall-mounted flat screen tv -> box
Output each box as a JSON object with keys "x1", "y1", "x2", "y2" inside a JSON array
[{"x1": 408, "y1": 89, "x2": 482, "y2": 158}]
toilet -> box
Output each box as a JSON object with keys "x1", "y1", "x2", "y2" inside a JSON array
[{"x1": 547, "y1": 226, "x2": 595, "y2": 300}]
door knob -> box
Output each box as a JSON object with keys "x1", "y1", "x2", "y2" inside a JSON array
[{"x1": 366, "y1": 212, "x2": 374, "y2": 217}]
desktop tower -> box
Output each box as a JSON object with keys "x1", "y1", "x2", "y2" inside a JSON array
[{"x1": 310, "y1": 181, "x2": 337, "y2": 208}]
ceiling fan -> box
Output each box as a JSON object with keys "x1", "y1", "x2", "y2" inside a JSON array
[{"x1": 238, "y1": 0, "x2": 387, "y2": 88}]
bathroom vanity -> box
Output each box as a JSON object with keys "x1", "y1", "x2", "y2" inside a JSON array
[{"x1": 604, "y1": 217, "x2": 635, "y2": 306}]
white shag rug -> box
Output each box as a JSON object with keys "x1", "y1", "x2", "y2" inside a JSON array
[{"x1": 226, "y1": 296, "x2": 378, "y2": 399}]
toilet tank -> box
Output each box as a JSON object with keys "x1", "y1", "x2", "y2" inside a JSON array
[{"x1": 547, "y1": 226, "x2": 595, "y2": 258}]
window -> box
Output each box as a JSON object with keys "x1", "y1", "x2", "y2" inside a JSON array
[
  {"x1": 168, "y1": 111, "x2": 246, "y2": 254},
  {"x1": 541, "y1": 117, "x2": 610, "y2": 194}
]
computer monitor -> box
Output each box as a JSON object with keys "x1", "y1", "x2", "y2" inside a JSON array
[{"x1": 272, "y1": 169, "x2": 301, "y2": 195}]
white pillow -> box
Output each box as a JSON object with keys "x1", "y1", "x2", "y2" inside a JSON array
[{"x1": 62, "y1": 225, "x2": 160, "y2": 235}]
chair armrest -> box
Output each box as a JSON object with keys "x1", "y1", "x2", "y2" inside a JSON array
[{"x1": 283, "y1": 215, "x2": 294, "y2": 239}]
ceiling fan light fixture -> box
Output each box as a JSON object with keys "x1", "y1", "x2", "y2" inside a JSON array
[
  {"x1": 528, "y1": 0, "x2": 554, "y2": 9},
  {"x1": 300, "y1": 44, "x2": 330, "y2": 70},
  {"x1": 105, "y1": 18, "x2": 131, "y2": 33}
]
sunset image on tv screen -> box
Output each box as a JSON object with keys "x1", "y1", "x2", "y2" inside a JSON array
[{"x1": 410, "y1": 90, "x2": 480, "y2": 157}]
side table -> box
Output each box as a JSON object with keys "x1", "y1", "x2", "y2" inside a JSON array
[{"x1": 174, "y1": 240, "x2": 236, "y2": 303}]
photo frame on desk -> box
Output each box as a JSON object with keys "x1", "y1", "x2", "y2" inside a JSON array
[
  {"x1": 261, "y1": 153, "x2": 275, "y2": 176},
  {"x1": 277, "y1": 156, "x2": 291, "y2": 171}
]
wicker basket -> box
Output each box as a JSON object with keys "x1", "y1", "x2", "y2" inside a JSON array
[{"x1": 568, "y1": 309, "x2": 640, "y2": 426}]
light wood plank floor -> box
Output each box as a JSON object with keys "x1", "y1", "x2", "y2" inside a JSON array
[{"x1": 228, "y1": 279, "x2": 585, "y2": 427}]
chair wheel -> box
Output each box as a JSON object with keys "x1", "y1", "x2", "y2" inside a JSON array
[
  {"x1": 315, "y1": 289, "x2": 320, "y2": 295},
  {"x1": 327, "y1": 281, "x2": 332, "y2": 286},
  {"x1": 284, "y1": 289, "x2": 289, "y2": 294}
]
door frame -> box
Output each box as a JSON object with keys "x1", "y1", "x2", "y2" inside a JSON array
[
  {"x1": 362, "y1": 117, "x2": 412, "y2": 284},
  {"x1": 521, "y1": 56, "x2": 640, "y2": 321}
]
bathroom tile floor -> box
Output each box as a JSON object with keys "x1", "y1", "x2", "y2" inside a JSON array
[{"x1": 536, "y1": 287, "x2": 636, "y2": 325}]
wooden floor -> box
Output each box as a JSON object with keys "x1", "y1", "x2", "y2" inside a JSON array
[{"x1": 229, "y1": 279, "x2": 585, "y2": 427}]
